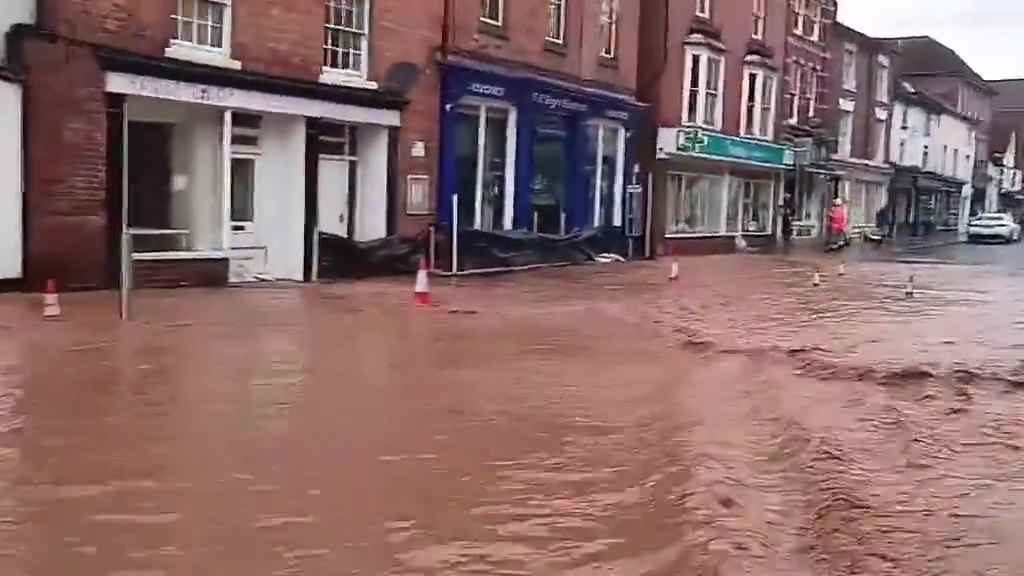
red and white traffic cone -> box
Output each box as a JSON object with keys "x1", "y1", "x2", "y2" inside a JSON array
[
  {"x1": 43, "y1": 279, "x2": 61, "y2": 319},
  {"x1": 414, "y1": 257, "x2": 432, "y2": 307}
]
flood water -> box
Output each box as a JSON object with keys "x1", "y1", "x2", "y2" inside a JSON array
[{"x1": 2, "y1": 254, "x2": 1024, "y2": 574}]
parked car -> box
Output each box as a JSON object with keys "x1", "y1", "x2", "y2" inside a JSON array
[{"x1": 967, "y1": 213, "x2": 1022, "y2": 243}]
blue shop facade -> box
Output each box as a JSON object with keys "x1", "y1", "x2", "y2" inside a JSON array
[{"x1": 438, "y1": 63, "x2": 646, "y2": 237}]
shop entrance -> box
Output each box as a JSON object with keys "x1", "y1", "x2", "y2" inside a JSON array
[
  {"x1": 531, "y1": 114, "x2": 569, "y2": 234},
  {"x1": 453, "y1": 102, "x2": 516, "y2": 231}
]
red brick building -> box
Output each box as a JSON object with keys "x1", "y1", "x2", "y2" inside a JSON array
[
  {"x1": 11, "y1": 0, "x2": 442, "y2": 290},
  {"x1": 638, "y1": 0, "x2": 796, "y2": 255},
  {"x1": 435, "y1": 0, "x2": 646, "y2": 270},
  {"x1": 779, "y1": 0, "x2": 839, "y2": 241}
]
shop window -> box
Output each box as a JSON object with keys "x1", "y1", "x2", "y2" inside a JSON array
[
  {"x1": 600, "y1": 0, "x2": 619, "y2": 59},
  {"x1": 531, "y1": 115, "x2": 569, "y2": 233},
  {"x1": 583, "y1": 122, "x2": 625, "y2": 228},
  {"x1": 480, "y1": 0, "x2": 503, "y2": 26},
  {"x1": 666, "y1": 173, "x2": 724, "y2": 235},
  {"x1": 873, "y1": 118, "x2": 886, "y2": 163},
  {"x1": 324, "y1": 0, "x2": 369, "y2": 77},
  {"x1": 751, "y1": 0, "x2": 764, "y2": 39},
  {"x1": 684, "y1": 49, "x2": 724, "y2": 129},
  {"x1": 547, "y1": 0, "x2": 566, "y2": 43},
  {"x1": 727, "y1": 179, "x2": 773, "y2": 234},
  {"x1": 742, "y1": 68, "x2": 776, "y2": 139},
  {"x1": 454, "y1": 104, "x2": 514, "y2": 231}
]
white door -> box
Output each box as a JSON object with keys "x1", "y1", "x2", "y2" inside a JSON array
[
  {"x1": 0, "y1": 82, "x2": 21, "y2": 280},
  {"x1": 318, "y1": 157, "x2": 354, "y2": 238}
]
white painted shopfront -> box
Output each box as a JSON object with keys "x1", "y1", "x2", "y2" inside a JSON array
[
  {"x1": 106, "y1": 72, "x2": 400, "y2": 283},
  {"x1": 0, "y1": 78, "x2": 22, "y2": 281}
]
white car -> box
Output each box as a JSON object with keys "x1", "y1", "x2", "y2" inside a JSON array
[{"x1": 968, "y1": 213, "x2": 1022, "y2": 243}]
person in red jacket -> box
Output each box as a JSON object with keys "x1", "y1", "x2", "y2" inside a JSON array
[{"x1": 827, "y1": 197, "x2": 849, "y2": 251}]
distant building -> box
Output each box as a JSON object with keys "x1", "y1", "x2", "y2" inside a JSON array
[
  {"x1": 987, "y1": 79, "x2": 1024, "y2": 217},
  {"x1": 880, "y1": 36, "x2": 997, "y2": 219},
  {"x1": 638, "y1": 0, "x2": 796, "y2": 255},
  {"x1": 887, "y1": 83, "x2": 976, "y2": 236}
]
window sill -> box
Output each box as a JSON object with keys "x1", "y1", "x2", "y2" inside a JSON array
[
  {"x1": 165, "y1": 42, "x2": 241, "y2": 70},
  {"x1": 544, "y1": 39, "x2": 568, "y2": 56},
  {"x1": 133, "y1": 250, "x2": 228, "y2": 261},
  {"x1": 478, "y1": 20, "x2": 508, "y2": 40},
  {"x1": 319, "y1": 68, "x2": 379, "y2": 90},
  {"x1": 598, "y1": 55, "x2": 619, "y2": 69}
]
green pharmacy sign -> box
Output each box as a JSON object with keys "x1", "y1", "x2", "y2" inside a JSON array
[{"x1": 676, "y1": 128, "x2": 795, "y2": 168}]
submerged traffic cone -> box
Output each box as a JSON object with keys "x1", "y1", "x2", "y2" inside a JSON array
[
  {"x1": 669, "y1": 260, "x2": 680, "y2": 281},
  {"x1": 414, "y1": 257, "x2": 432, "y2": 307},
  {"x1": 905, "y1": 274, "x2": 915, "y2": 298},
  {"x1": 812, "y1": 270, "x2": 822, "y2": 287},
  {"x1": 43, "y1": 279, "x2": 61, "y2": 319}
]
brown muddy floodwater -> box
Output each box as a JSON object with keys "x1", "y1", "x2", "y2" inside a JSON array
[{"x1": 1, "y1": 254, "x2": 1024, "y2": 575}]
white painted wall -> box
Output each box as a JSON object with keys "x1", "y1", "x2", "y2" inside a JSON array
[
  {"x1": 127, "y1": 97, "x2": 224, "y2": 250},
  {"x1": 355, "y1": 125, "x2": 389, "y2": 241},
  {"x1": 0, "y1": 0, "x2": 34, "y2": 64},
  {"x1": 889, "y1": 99, "x2": 976, "y2": 179},
  {"x1": 257, "y1": 114, "x2": 306, "y2": 281},
  {"x1": 0, "y1": 81, "x2": 22, "y2": 279}
]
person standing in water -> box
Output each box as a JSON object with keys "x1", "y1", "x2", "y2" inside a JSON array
[{"x1": 826, "y1": 197, "x2": 849, "y2": 252}]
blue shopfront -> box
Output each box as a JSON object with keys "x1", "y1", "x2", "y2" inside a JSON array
[{"x1": 438, "y1": 64, "x2": 645, "y2": 240}]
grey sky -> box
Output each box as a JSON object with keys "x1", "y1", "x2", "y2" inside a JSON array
[{"x1": 838, "y1": 1, "x2": 1024, "y2": 80}]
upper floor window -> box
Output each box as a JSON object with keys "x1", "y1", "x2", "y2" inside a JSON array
[
  {"x1": 324, "y1": 0, "x2": 369, "y2": 76},
  {"x1": 837, "y1": 111, "x2": 853, "y2": 157},
  {"x1": 173, "y1": 0, "x2": 229, "y2": 50},
  {"x1": 924, "y1": 113, "x2": 933, "y2": 137},
  {"x1": 600, "y1": 0, "x2": 619, "y2": 58},
  {"x1": 842, "y1": 44, "x2": 857, "y2": 91},
  {"x1": 684, "y1": 49, "x2": 724, "y2": 129},
  {"x1": 794, "y1": 0, "x2": 822, "y2": 41},
  {"x1": 752, "y1": 0, "x2": 765, "y2": 39},
  {"x1": 742, "y1": 68, "x2": 776, "y2": 139},
  {"x1": 697, "y1": 0, "x2": 712, "y2": 18},
  {"x1": 875, "y1": 56, "x2": 890, "y2": 102},
  {"x1": 546, "y1": 0, "x2": 566, "y2": 43},
  {"x1": 480, "y1": 0, "x2": 503, "y2": 26}
]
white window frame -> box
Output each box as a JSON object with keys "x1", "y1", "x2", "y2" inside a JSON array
[
  {"x1": 808, "y1": 69, "x2": 818, "y2": 118},
  {"x1": 752, "y1": 0, "x2": 765, "y2": 39},
  {"x1": 480, "y1": 0, "x2": 503, "y2": 26},
  {"x1": 459, "y1": 97, "x2": 517, "y2": 231},
  {"x1": 837, "y1": 111, "x2": 853, "y2": 158},
  {"x1": 321, "y1": 0, "x2": 376, "y2": 88},
  {"x1": 683, "y1": 47, "x2": 725, "y2": 130},
  {"x1": 588, "y1": 121, "x2": 627, "y2": 228},
  {"x1": 167, "y1": 0, "x2": 240, "y2": 69},
  {"x1": 230, "y1": 154, "x2": 258, "y2": 233},
  {"x1": 697, "y1": 0, "x2": 712, "y2": 19},
  {"x1": 842, "y1": 43, "x2": 857, "y2": 91},
  {"x1": 788, "y1": 63, "x2": 802, "y2": 123},
  {"x1": 875, "y1": 55, "x2": 890, "y2": 103},
  {"x1": 546, "y1": 0, "x2": 567, "y2": 44},
  {"x1": 740, "y1": 67, "x2": 777, "y2": 140},
  {"x1": 794, "y1": 0, "x2": 822, "y2": 41},
  {"x1": 600, "y1": 0, "x2": 619, "y2": 59}
]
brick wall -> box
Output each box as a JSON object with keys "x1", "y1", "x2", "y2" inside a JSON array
[
  {"x1": 374, "y1": 0, "x2": 443, "y2": 238},
  {"x1": 447, "y1": 0, "x2": 638, "y2": 95},
  {"x1": 21, "y1": 34, "x2": 110, "y2": 290}
]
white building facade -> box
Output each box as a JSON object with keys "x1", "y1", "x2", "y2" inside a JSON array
[
  {"x1": 888, "y1": 84, "x2": 976, "y2": 237},
  {"x1": 0, "y1": 0, "x2": 32, "y2": 282}
]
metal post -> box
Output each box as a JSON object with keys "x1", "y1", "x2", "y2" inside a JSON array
[
  {"x1": 428, "y1": 224, "x2": 436, "y2": 272},
  {"x1": 119, "y1": 100, "x2": 130, "y2": 320},
  {"x1": 120, "y1": 232, "x2": 132, "y2": 320},
  {"x1": 645, "y1": 171, "x2": 654, "y2": 259},
  {"x1": 452, "y1": 192, "x2": 459, "y2": 275}
]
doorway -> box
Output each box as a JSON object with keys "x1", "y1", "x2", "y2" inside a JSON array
[
  {"x1": 318, "y1": 157, "x2": 357, "y2": 238},
  {"x1": 531, "y1": 114, "x2": 568, "y2": 234}
]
